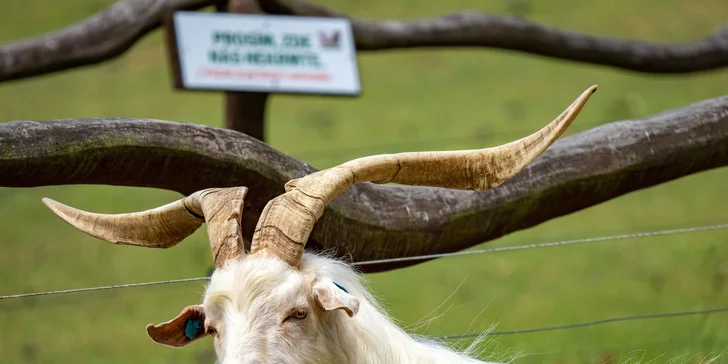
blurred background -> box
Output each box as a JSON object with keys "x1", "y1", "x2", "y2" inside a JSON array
[{"x1": 1, "y1": 0, "x2": 728, "y2": 363}]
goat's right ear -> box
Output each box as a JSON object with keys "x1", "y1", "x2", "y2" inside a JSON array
[
  {"x1": 313, "y1": 280, "x2": 360, "y2": 318},
  {"x1": 146, "y1": 304, "x2": 208, "y2": 348}
]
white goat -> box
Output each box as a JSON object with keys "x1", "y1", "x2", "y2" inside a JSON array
[
  {"x1": 200, "y1": 252, "x2": 497, "y2": 363},
  {"x1": 41, "y1": 86, "x2": 597, "y2": 364}
]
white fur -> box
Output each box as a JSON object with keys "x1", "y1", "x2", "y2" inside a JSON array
[{"x1": 201, "y1": 252, "x2": 502, "y2": 364}]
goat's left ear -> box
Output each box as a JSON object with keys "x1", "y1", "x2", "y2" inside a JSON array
[
  {"x1": 146, "y1": 304, "x2": 208, "y2": 347},
  {"x1": 313, "y1": 280, "x2": 360, "y2": 317}
]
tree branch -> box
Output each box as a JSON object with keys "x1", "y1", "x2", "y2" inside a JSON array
[
  {"x1": 4, "y1": 0, "x2": 728, "y2": 82},
  {"x1": 2, "y1": 95, "x2": 727, "y2": 272},
  {"x1": 260, "y1": 0, "x2": 728, "y2": 73},
  {"x1": 0, "y1": 0, "x2": 213, "y2": 82}
]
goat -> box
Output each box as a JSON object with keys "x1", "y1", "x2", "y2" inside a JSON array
[{"x1": 41, "y1": 86, "x2": 597, "y2": 363}]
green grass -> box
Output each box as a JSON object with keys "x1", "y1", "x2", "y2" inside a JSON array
[{"x1": 1, "y1": 0, "x2": 728, "y2": 363}]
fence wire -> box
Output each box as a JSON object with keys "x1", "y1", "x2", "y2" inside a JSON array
[
  {"x1": 436, "y1": 307, "x2": 728, "y2": 340},
  {"x1": 1, "y1": 223, "x2": 726, "y2": 301},
  {"x1": 0, "y1": 277, "x2": 210, "y2": 300},
  {"x1": 355, "y1": 223, "x2": 728, "y2": 266}
]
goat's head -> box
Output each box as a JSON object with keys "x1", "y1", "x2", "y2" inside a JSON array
[{"x1": 41, "y1": 86, "x2": 596, "y2": 363}]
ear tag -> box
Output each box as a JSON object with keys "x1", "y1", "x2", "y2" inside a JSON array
[
  {"x1": 332, "y1": 281, "x2": 349, "y2": 293},
  {"x1": 185, "y1": 319, "x2": 203, "y2": 340}
]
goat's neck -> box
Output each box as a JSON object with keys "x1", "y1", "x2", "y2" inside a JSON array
[{"x1": 326, "y1": 300, "x2": 493, "y2": 364}]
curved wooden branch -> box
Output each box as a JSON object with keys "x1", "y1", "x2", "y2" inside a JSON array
[
  {"x1": 2, "y1": 95, "x2": 727, "y2": 272},
  {"x1": 3, "y1": 0, "x2": 728, "y2": 82},
  {"x1": 0, "y1": 0, "x2": 213, "y2": 82},
  {"x1": 260, "y1": 0, "x2": 728, "y2": 73}
]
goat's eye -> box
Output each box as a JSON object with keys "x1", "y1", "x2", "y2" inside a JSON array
[
  {"x1": 291, "y1": 310, "x2": 308, "y2": 320},
  {"x1": 206, "y1": 326, "x2": 217, "y2": 335}
]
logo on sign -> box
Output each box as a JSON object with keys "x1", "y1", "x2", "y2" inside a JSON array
[{"x1": 318, "y1": 30, "x2": 341, "y2": 49}]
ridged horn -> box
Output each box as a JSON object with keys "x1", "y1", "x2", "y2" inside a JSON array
[
  {"x1": 250, "y1": 85, "x2": 598, "y2": 267},
  {"x1": 42, "y1": 187, "x2": 248, "y2": 267}
]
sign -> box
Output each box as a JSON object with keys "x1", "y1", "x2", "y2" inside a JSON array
[{"x1": 166, "y1": 11, "x2": 361, "y2": 96}]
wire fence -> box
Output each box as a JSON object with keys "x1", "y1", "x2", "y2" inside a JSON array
[
  {"x1": 2, "y1": 223, "x2": 726, "y2": 301},
  {"x1": 2, "y1": 222, "x2": 727, "y2": 341},
  {"x1": 0, "y1": 277, "x2": 210, "y2": 300},
  {"x1": 355, "y1": 223, "x2": 728, "y2": 266},
  {"x1": 436, "y1": 307, "x2": 728, "y2": 340}
]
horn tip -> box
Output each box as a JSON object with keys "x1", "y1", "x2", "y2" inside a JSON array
[
  {"x1": 41, "y1": 197, "x2": 64, "y2": 211},
  {"x1": 41, "y1": 197, "x2": 80, "y2": 228}
]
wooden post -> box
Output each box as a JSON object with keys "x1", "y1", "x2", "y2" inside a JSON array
[{"x1": 217, "y1": 0, "x2": 269, "y2": 141}]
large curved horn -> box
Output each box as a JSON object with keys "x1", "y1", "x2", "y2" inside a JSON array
[
  {"x1": 250, "y1": 85, "x2": 598, "y2": 267},
  {"x1": 42, "y1": 187, "x2": 247, "y2": 267}
]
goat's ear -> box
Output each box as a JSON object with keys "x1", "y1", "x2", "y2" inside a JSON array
[
  {"x1": 313, "y1": 280, "x2": 360, "y2": 317},
  {"x1": 146, "y1": 304, "x2": 208, "y2": 347}
]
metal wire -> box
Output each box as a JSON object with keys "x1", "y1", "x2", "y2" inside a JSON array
[
  {"x1": 0, "y1": 277, "x2": 210, "y2": 300},
  {"x1": 1, "y1": 223, "x2": 726, "y2": 301},
  {"x1": 436, "y1": 307, "x2": 728, "y2": 340},
  {"x1": 354, "y1": 223, "x2": 728, "y2": 266}
]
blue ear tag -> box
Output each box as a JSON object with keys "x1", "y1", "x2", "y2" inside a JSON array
[
  {"x1": 332, "y1": 281, "x2": 349, "y2": 293},
  {"x1": 185, "y1": 319, "x2": 203, "y2": 340}
]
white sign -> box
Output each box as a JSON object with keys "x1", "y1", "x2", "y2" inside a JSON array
[{"x1": 171, "y1": 11, "x2": 361, "y2": 95}]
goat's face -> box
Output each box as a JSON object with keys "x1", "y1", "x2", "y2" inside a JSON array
[{"x1": 146, "y1": 254, "x2": 360, "y2": 364}]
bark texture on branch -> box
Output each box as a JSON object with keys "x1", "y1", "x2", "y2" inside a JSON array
[
  {"x1": 0, "y1": 0, "x2": 212, "y2": 82},
  {"x1": 260, "y1": 0, "x2": 728, "y2": 73},
  {"x1": 1, "y1": 95, "x2": 727, "y2": 272}
]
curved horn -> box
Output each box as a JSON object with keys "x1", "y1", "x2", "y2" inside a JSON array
[
  {"x1": 42, "y1": 187, "x2": 247, "y2": 267},
  {"x1": 250, "y1": 85, "x2": 598, "y2": 267}
]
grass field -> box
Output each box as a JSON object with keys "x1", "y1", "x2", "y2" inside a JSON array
[{"x1": 1, "y1": 0, "x2": 728, "y2": 363}]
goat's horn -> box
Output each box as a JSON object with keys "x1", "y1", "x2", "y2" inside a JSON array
[
  {"x1": 42, "y1": 187, "x2": 247, "y2": 267},
  {"x1": 250, "y1": 85, "x2": 598, "y2": 267}
]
